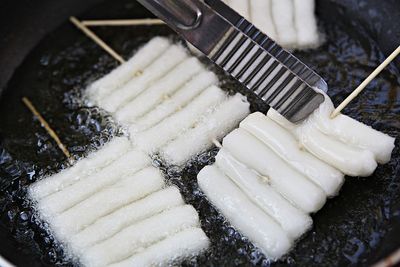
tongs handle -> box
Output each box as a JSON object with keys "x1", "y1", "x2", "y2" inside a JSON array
[
  {"x1": 138, "y1": 0, "x2": 232, "y2": 55},
  {"x1": 139, "y1": 0, "x2": 202, "y2": 30}
]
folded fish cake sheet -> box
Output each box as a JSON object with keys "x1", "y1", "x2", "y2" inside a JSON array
[
  {"x1": 28, "y1": 136, "x2": 131, "y2": 200},
  {"x1": 215, "y1": 148, "x2": 312, "y2": 239},
  {"x1": 223, "y1": 128, "x2": 327, "y2": 213},
  {"x1": 161, "y1": 93, "x2": 250, "y2": 166},
  {"x1": 240, "y1": 112, "x2": 344, "y2": 196},
  {"x1": 222, "y1": 0, "x2": 321, "y2": 49},
  {"x1": 198, "y1": 165, "x2": 292, "y2": 260},
  {"x1": 29, "y1": 137, "x2": 209, "y2": 266},
  {"x1": 86, "y1": 36, "x2": 250, "y2": 166},
  {"x1": 130, "y1": 71, "x2": 218, "y2": 132},
  {"x1": 197, "y1": 93, "x2": 395, "y2": 260},
  {"x1": 86, "y1": 37, "x2": 171, "y2": 102}
]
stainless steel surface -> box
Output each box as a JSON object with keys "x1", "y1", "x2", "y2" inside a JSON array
[{"x1": 137, "y1": 0, "x2": 327, "y2": 123}]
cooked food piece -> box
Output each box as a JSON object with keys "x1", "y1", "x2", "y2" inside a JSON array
[
  {"x1": 37, "y1": 149, "x2": 150, "y2": 217},
  {"x1": 198, "y1": 165, "x2": 292, "y2": 259},
  {"x1": 131, "y1": 85, "x2": 227, "y2": 153},
  {"x1": 86, "y1": 36, "x2": 250, "y2": 165},
  {"x1": 306, "y1": 93, "x2": 395, "y2": 164},
  {"x1": 115, "y1": 57, "x2": 204, "y2": 123},
  {"x1": 223, "y1": 128, "x2": 326, "y2": 213},
  {"x1": 161, "y1": 94, "x2": 250, "y2": 165},
  {"x1": 80, "y1": 205, "x2": 200, "y2": 267},
  {"x1": 130, "y1": 71, "x2": 218, "y2": 132},
  {"x1": 28, "y1": 137, "x2": 130, "y2": 200},
  {"x1": 215, "y1": 148, "x2": 312, "y2": 239},
  {"x1": 295, "y1": 123, "x2": 377, "y2": 176},
  {"x1": 99, "y1": 44, "x2": 188, "y2": 112},
  {"x1": 46, "y1": 167, "x2": 164, "y2": 240},
  {"x1": 293, "y1": 0, "x2": 320, "y2": 48},
  {"x1": 226, "y1": 0, "x2": 250, "y2": 19},
  {"x1": 109, "y1": 228, "x2": 209, "y2": 267},
  {"x1": 70, "y1": 187, "x2": 184, "y2": 252},
  {"x1": 222, "y1": 0, "x2": 321, "y2": 49},
  {"x1": 267, "y1": 89, "x2": 394, "y2": 176},
  {"x1": 271, "y1": 0, "x2": 297, "y2": 48},
  {"x1": 240, "y1": 112, "x2": 344, "y2": 196},
  {"x1": 86, "y1": 37, "x2": 170, "y2": 103},
  {"x1": 250, "y1": 0, "x2": 278, "y2": 41}
]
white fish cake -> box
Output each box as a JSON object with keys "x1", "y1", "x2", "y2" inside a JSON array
[
  {"x1": 37, "y1": 149, "x2": 150, "y2": 217},
  {"x1": 115, "y1": 57, "x2": 204, "y2": 123},
  {"x1": 250, "y1": 0, "x2": 278, "y2": 41},
  {"x1": 161, "y1": 93, "x2": 250, "y2": 166},
  {"x1": 47, "y1": 167, "x2": 164, "y2": 240},
  {"x1": 268, "y1": 96, "x2": 390, "y2": 177},
  {"x1": 297, "y1": 123, "x2": 377, "y2": 177},
  {"x1": 308, "y1": 93, "x2": 395, "y2": 164},
  {"x1": 86, "y1": 37, "x2": 170, "y2": 102},
  {"x1": 28, "y1": 137, "x2": 130, "y2": 200},
  {"x1": 223, "y1": 128, "x2": 326, "y2": 213},
  {"x1": 99, "y1": 44, "x2": 188, "y2": 112},
  {"x1": 131, "y1": 85, "x2": 227, "y2": 153},
  {"x1": 109, "y1": 228, "x2": 209, "y2": 267},
  {"x1": 240, "y1": 112, "x2": 344, "y2": 196},
  {"x1": 228, "y1": 0, "x2": 250, "y2": 19},
  {"x1": 80, "y1": 205, "x2": 200, "y2": 267},
  {"x1": 215, "y1": 148, "x2": 312, "y2": 239},
  {"x1": 130, "y1": 71, "x2": 218, "y2": 132},
  {"x1": 293, "y1": 0, "x2": 320, "y2": 48},
  {"x1": 69, "y1": 187, "x2": 184, "y2": 252},
  {"x1": 198, "y1": 165, "x2": 292, "y2": 259},
  {"x1": 271, "y1": 0, "x2": 297, "y2": 48}
]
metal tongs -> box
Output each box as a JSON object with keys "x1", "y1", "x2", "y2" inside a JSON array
[{"x1": 137, "y1": 0, "x2": 328, "y2": 123}]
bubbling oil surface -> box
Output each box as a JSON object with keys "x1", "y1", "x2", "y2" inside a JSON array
[{"x1": 0, "y1": 1, "x2": 399, "y2": 266}]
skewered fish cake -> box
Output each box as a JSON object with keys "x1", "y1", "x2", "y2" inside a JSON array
[
  {"x1": 130, "y1": 71, "x2": 218, "y2": 132},
  {"x1": 131, "y1": 85, "x2": 227, "y2": 153},
  {"x1": 223, "y1": 128, "x2": 327, "y2": 213},
  {"x1": 267, "y1": 91, "x2": 395, "y2": 176},
  {"x1": 215, "y1": 148, "x2": 312, "y2": 239},
  {"x1": 37, "y1": 149, "x2": 150, "y2": 217},
  {"x1": 46, "y1": 167, "x2": 165, "y2": 240},
  {"x1": 28, "y1": 136, "x2": 131, "y2": 200},
  {"x1": 223, "y1": 0, "x2": 321, "y2": 49},
  {"x1": 86, "y1": 37, "x2": 170, "y2": 102},
  {"x1": 115, "y1": 57, "x2": 204, "y2": 123},
  {"x1": 70, "y1": 187, "x2": 184, "y2": 251},
  {"x1": 161, "y1": 93, "x2": 250, "y2": 166},
  {"x1": 271, "y1": 0, "x2": 298, "y2": 48},
  {"x1": 31, "y1": 157, "x2": 208, "y2": 266},
  {"x1": 109, "y1": 228, "x2": 209, "y2": 267},
  {"x1": 198, "y1": 165, "x2": 292, "y2": 259},
  {"x1": 250, "y1": 0, "x2": 278, "y2": 41},
  {"x1": 80, "y1": 205, "x2": 200, "y2": 267},
  {"x1": 99, "y1": 44, "x2": 188, "y2": 112},
  {"x1": 197, "y1": 95, "x2": 394, "y2": 260},
  {"x1": 240, "y1": 112, "x2": 344, "y2": 196}
]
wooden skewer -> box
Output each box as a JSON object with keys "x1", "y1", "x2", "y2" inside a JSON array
[
  {"x1": 372, "y1": 248, "x2": 400, "y2": 267},
  {"x1": 22, "y1": 97, "x2": 71, "y2": 159},
  {"x1": 69, "y1": 16, "x2": 126, "y2": 64},
  {"x1": 331, "y1": 45, "x2": 400, "y2": 118},
  {"x1": 81, "y1": 18, "x2": 164, "y2": 27},
  {"x1": 212, "y1": 138, "x2": 223, "y2": 148}
]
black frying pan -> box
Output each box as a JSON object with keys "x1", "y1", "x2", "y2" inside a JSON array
[{"x1": 0, "y1": 0, "x2": 399, "y2": 266}]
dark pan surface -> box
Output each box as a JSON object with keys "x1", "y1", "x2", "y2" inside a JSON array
[{"x1": 0, "y1": 0, "x2": 399, "y2": 266}]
